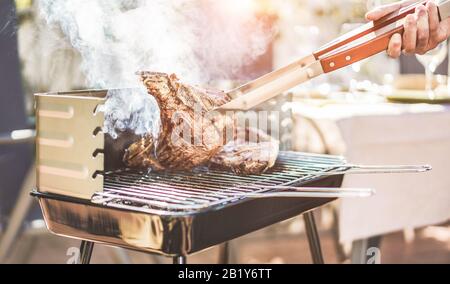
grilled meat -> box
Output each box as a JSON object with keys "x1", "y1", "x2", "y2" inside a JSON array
[
  {"x1": 124, "y1": 72, "x2": 233, "y2": 171},
  {"x1": 211, "y1": 127, "x2": 279, "y2": 175},
  {"x1": 122, "y1": 72, "x2": 280, "y2": 175},
  {"x1": 122, "y1": 133, "x2": 165, "y2": 171}
]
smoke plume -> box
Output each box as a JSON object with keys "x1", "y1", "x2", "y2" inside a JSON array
[{"x1": 39, "y1": 0, "x2": 274, "y2": 137}]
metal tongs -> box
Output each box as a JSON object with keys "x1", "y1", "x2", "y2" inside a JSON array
[{"x1": 217, "y1": 0, "x2": 450, "y2": 111}]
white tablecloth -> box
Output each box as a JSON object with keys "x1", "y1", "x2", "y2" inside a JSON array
[{"x1": 293, "y1": 101, "x2": 450, "y2": 243}]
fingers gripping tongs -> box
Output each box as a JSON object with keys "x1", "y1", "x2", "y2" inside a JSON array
[{"x1": 217, "y1": 0, "x2": 450, "y2": 111}]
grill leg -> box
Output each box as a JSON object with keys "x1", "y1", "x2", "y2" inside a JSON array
[
  {"x1": 173, "y1": 256, "x2": 187, "y2": 264},
  {"x1": 304, "y1": 211, "x2": 325, "y2": 264},
  {"x1": 79, "y1": 241, "x2": 95, "y2": 264},
  {"x1": 330, "y1": 206, "x2": 349, "y2": 262},
  {"x1": 218, "y1": 242, "x2": 230, "y2": 264}
]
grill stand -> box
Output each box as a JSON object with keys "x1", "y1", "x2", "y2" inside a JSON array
[
  {"x1": 174, "y1": 256, "x2": 187, "y2": 265},
  {"x1": 76, "y1": 212, "x2": 325, "y2": 265},
  {"x1": 218, "y1": 242, "x2": 232, "y2": 264},
  {"x1": 79, "y1": 241, "x2": 95, "y2": 265},
  {"x1": 304, "y1": 211, "x2": 324, "y2": 264},
  {"x1": 79, "y1": 241, "x2": 187, "y2": 264},
  {"x1": 217, "y1": 211, "x2": 325, "y2": 265}
]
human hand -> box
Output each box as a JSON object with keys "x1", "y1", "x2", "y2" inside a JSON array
[{"x1": 366, "y1": 0, "x2": 450, "y2": 58}]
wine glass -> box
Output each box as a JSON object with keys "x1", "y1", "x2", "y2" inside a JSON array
[{"x1": 416, "y1": 41, "x2": 448, "y2": 99}]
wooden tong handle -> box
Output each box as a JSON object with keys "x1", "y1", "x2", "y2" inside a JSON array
[
  {"x1": 321, "y1": 26, "x2": 404, "y2": 73},
  {"x1": 318, "y1": 0, "x2": 450, "y2": 73},
  {"x1": 314, "y1": 0, "x2": 428, "y2": 59}
]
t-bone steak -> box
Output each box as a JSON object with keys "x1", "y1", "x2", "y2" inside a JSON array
[{"x1": 122, "y1": 72, "x2": 280, "y2": 175}]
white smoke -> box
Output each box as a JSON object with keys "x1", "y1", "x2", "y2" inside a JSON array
[
  {"x1": 38, "y1": 0, "x2": 274, "y2": 137},
  {"x1": 99, "y1": 87, "x2": 160, "y2": 139}
]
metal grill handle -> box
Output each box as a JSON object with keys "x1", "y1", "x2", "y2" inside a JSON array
[
  {"x1": 305, "y1": 164, "x2": 432, "y2": 176},
  {"x1": 243, "y1": 187, "x2": 375, "y2": 199}
]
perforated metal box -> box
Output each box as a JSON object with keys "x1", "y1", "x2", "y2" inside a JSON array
[{"x1": 35, "y1": 90, "x2": 106, "y2": 200}]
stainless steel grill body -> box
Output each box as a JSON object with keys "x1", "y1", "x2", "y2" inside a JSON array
[{"x1": 33, "y1": 152, "x2": 345, "y2": 256}]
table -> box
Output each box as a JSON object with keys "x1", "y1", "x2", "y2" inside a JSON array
[{"x1": 292, "y1": 99, "x2": 450, "y2": 262}]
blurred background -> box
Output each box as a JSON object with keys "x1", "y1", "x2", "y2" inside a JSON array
[{"x1": 0, "y1": 0, "x2": 449, "y2": 264}]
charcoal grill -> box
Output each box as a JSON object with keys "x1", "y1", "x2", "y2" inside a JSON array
[
  {"x1": 32, "y1": 90, "x2": 430, "y2": 264},
  {"x1": 32, "y1": 152, "x2": 349, "y2": 263}
]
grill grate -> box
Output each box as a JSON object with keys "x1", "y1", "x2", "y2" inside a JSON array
[{"x1": 92, "y1": 152, "x2": 346, "y2": 215}]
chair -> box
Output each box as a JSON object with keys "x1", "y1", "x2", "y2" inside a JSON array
[{"x1": 0, "y1": 0, "x2": 37, "y2": 263}]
